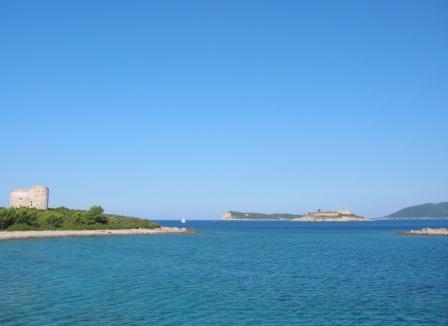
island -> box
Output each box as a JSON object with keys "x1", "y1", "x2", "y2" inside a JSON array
[
  {"x1": 222, "y1": 211, "x2": 302, "y2": 220},
  {"x1": 292, "y1": 209, "x2": 367, "y2": 222},
  {"x1": 400, "y1": 228, "x2": 448, "y2": 236},
  {"x1": 385, "y1": 202, "x2": 448, "y2": 219},
  {"x1": 222, "y1": 209, "x2": 367, "y2": 222},
  {"x1": 0, "y1": 206, "x2": 191, "y2": 240}
]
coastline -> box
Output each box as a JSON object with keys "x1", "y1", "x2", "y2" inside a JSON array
[{"x1": 0, "y1": 227, "x2": 193, "y2": 241}]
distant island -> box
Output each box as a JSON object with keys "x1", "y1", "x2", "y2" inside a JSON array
[
  {"x1": 0, "y1": 206, "x2": 160, "y2": 231},
  {"x1": 386, "y1": 202, "x2": 448, "y2": 219},
  {"x1": 223, "y1": 209, "x2": 367, "y2": 222},
  {"x1": 223, "y1": 211, "x2": 302, "y2": 220}
]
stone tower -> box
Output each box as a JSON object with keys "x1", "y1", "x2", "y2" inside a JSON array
[{"x1": 10, "y1": 185, "x2": 49, "y2": 210}]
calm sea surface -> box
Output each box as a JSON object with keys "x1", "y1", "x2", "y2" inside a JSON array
[{"x1": 0, "y1": 220, "x2": 447, "y2": 325}]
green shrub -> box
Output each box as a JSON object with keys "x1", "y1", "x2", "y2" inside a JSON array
[
  {"x1": 0, "y1": 206, "x2": 160, "y2": 231},
  {"x1": 7, "y1": 223, "x2": 36, "y2": 231}
]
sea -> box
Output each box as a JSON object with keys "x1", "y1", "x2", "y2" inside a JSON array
[{"x1": 0, "y1": 220, "x2": 447, "y2": 325}]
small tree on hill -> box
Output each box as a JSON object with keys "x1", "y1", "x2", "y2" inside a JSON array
[{"x1": 88, "y1": 206, "x2": 107, "y2": 224}]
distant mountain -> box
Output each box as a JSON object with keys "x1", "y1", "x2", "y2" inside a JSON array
[{"x1": 386, "y1": 202, "x2": 448, "y2": 219}]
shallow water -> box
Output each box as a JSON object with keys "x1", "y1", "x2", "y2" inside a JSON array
[{"x1": 0, "y1": 220, "x2": 447, "y2": 325}]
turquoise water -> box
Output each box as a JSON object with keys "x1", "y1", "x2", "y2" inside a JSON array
[{"x1": 0, "y1": 220, "x2": 447, "y2": 325}]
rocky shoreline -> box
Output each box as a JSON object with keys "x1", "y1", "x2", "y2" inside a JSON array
[
  {"x1": 0, "y1": 227, "x2": 193, "y2": 241},
  {"x1": 401, "y1": 228, "x2": 448, "y2": 236}
]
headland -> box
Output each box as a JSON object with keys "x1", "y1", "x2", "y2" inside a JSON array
[
  {"x1": 0, "y1": 204, "x2": 194, "y2": 239},
  {"x1": 385, "y1": 202, "x2": 448, "y2": 219}
]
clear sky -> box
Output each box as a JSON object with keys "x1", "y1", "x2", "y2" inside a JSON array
[{"x1": 1, "y1": 0, "x2": 447, "y2": 219}]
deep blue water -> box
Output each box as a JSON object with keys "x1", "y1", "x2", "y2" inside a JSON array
[{"x1": 0, "y1": 220, "x2": 447, "y2": 325}]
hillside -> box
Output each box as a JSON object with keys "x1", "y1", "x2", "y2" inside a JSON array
[
  {"x1": 223, "y1": 211, "x2": 302, "y2": 220},
  {"x1": 386, "y1": 202, "x2": 448, "y2": 219}
]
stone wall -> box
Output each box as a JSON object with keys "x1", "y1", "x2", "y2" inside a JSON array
[
  {"x1": 10, "y1": 185, "x2": 49, "y2": 210},
  {"x1": 336, "y1": 209, "x2": 352, "y2": 215},
  {"x1": 308, "y1": 209, "x2": 352, "y2": 217},
  {"x1": 308, "y1": 211, "x2": 339, "y2": 217}
]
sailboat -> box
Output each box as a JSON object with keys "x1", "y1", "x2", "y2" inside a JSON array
[{"x1": 181, "y1": 217, "x2": 186, "y2": 224}]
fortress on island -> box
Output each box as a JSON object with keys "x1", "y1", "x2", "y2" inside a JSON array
[
  {"x1": 10, "y1": 185, "x2": 49, "y2": 210},
  {"x1": 306, "y1": 209, "x2": 352, "y2": 218}
]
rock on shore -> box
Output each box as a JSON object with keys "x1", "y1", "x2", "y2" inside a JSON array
[
  {"x1": 401, "y1": 228, "x2": 448, "y2": 236},
  {"x1": 0, "y1": 227, "x2": 193, "y2": 241}
]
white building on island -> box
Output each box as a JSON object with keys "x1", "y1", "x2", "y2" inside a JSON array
[{"x1": 10, "y1": 185, "x2": 49, "y2": 210}]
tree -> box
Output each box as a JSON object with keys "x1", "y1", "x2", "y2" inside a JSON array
[
  {"x1": 88, "y1": 206, "x2": 104, "y2": 216},
  {"x1": 0, "y1": 208, "x2": 14, "y2": 230},
  {"x1": 45, "y1": 212, "x2": 64, "y2": 228},
  {"x1": 88, "y1": 206, "x2": 107, "y2": 224},
  {"x1": 16, "y1": 209, "x2": 37, "y2": 226}
]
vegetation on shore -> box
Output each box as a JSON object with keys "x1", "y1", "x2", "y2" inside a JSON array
[
  {"x1": 0, "y1": 206, "x2": 160, "y2": 231},
  {"x1": 386, "y1": 202, "x2": 448, "y2": 218}
]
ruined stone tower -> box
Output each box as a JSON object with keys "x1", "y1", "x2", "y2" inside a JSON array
[{"x1": 10, "y1": 185, "x2": 49, "y2": 210}]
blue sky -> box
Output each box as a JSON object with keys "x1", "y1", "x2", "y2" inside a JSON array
[{"x1": 1, "y1": 0, "x2": 447, "y2": 219}]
